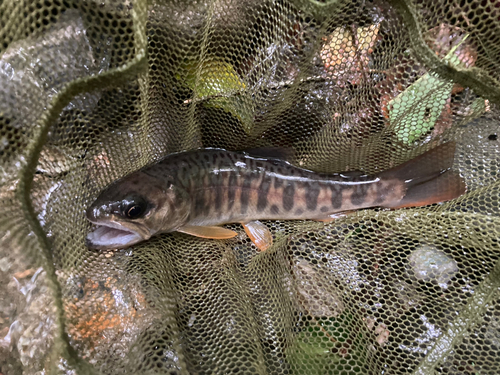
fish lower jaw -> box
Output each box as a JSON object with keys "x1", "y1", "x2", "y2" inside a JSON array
[{"x1": 86, "y1": 224, "x2": 144, "y2": 250}]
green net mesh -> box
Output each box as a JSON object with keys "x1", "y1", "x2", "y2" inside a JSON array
[{"x1": 1, "y1": 0, "x2": 500, "y2": 374}]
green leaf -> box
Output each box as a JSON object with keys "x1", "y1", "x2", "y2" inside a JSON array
[
  {"x1": 390, "y1": 73, "x2": 453, "y2": 144},
  {"x1": 204, "y1": 96, "x2": 255, "y2": 135},
  {"x1": 286, "y1": 331, "x2": 340, "y2": 375},
  {"x1": 389, "y1": 35, "x2": 470, "y2": 145},
  {"x1": 286, "y1": 315, "x2": 367, "y2": 374},
  {"x1": 176, "y1": 59, "x2": 254, "y2": 133}
]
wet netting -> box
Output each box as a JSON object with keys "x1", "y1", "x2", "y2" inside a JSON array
[{"x1": 1, "y1": 0, "x2": 500, "y2": 374}]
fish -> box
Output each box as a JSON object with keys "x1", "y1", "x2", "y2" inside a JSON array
[{"x1": 86, "y1": 142, "x2": 466, "y2": 251}]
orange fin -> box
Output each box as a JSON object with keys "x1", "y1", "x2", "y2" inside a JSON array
[
  {"x1": 379, "y1": 142, "x2": 466, "y2": 208},
  {"x1": 242, "y1": 221, "x2": 273, "y2": 251},
  {"x1": 177, "y1": 225, "x2": 238, "y2": 239}
]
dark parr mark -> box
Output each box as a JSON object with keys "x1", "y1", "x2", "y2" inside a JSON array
[
  {"x1": 257, "y1": 176, "x2": 271, "y2": 212},
  {"x1": 373, "y1": 181, "x2": 391, "y2": 205},
  {"x1": 240, "y1": 173, "x2": 256, "y2": 214},
  {"x1": 194, "y1": 191, "x2": 205, "y2": 217},
  {"x1": 203, "y1": 189, "x2": 211, "y2": 215},
  {"x1": 305, "y1": 183, "x2": 320, "y2": 211},
  {"x1": 227, "y1": 171, "x2": 238, "y2": 210},
  {"x1": 320, "y1": 206, "x2": 329, "y2": 213},
  {"x1": 330, "y1": 184, "x2": 343, "y2": 209},
  {"x1": 271, "y1": 205, "x2": 280, "y2": 215},
  {"x1": 350, "y1": 184, "x2": 368, "y2": 206},
  {"x1": 283, "y1": 182, "x2": 295, "y2": 211},
  {"x1": 274, "y1": 178, "x2": 283, "y2": 189},
  {"x1": 211, "y1": 171, "x2": 222, "y2": 210},
  {"x1": 214, "y1": 185, "x2": 222, "y2": 209}
]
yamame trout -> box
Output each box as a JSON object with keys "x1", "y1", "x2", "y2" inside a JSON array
[{"x1": 86, "y1": 143, "x2": 466, "y2": 251}]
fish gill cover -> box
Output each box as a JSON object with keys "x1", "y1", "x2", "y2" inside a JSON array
[{"x1": 0, "y1": 0, "x2": 499, "y2": 374}]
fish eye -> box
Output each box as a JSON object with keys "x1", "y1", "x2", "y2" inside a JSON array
[
  {"x1": 123, "y1": 198, "x2": 147, "y2": 219},
  {"x1": 126, "y1": 204, "x2": 143, "y2": 219}
]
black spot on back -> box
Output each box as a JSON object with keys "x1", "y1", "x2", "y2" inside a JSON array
[
  {"x1": 271, "y1": 205, "x2": 280, "y2": 215},
  {"x1": 295, "y1": 208, "x2": 304, "y2": 216},
  {"x1": 320, "y1": 205, "x2": 329, "y2": 213}
]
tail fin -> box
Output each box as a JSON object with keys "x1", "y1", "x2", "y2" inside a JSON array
[{"x1": 379, "y1": 142, "x2": 466, "y2": 208}]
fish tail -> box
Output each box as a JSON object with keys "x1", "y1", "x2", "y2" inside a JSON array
[{"x1": 379, "y1": 142, "x2": 466, "y2": 208}]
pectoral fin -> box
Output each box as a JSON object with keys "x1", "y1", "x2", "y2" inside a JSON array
[
  {"x1": 177, "y1": 225, "x2": 238, "y2": 239},
  {"x1": 242, "y1": 220, "x2": 273, "y2": 252}
]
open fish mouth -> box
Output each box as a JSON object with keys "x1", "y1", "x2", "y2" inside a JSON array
[{"x1": 86, "y1": 221, "x2": 143, "y2": 250}]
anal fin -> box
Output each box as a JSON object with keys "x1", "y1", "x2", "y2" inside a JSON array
[
  {"x1": 242, "y1": 220, "x2": 273, "y2": 251},
  {"x1": 177, "y1": 225, "x2": 238, "y2": 239}
]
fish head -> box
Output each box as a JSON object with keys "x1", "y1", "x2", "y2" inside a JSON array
[{"x1": 86, "y1": 171, "x2": 190, "y2": 250}]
